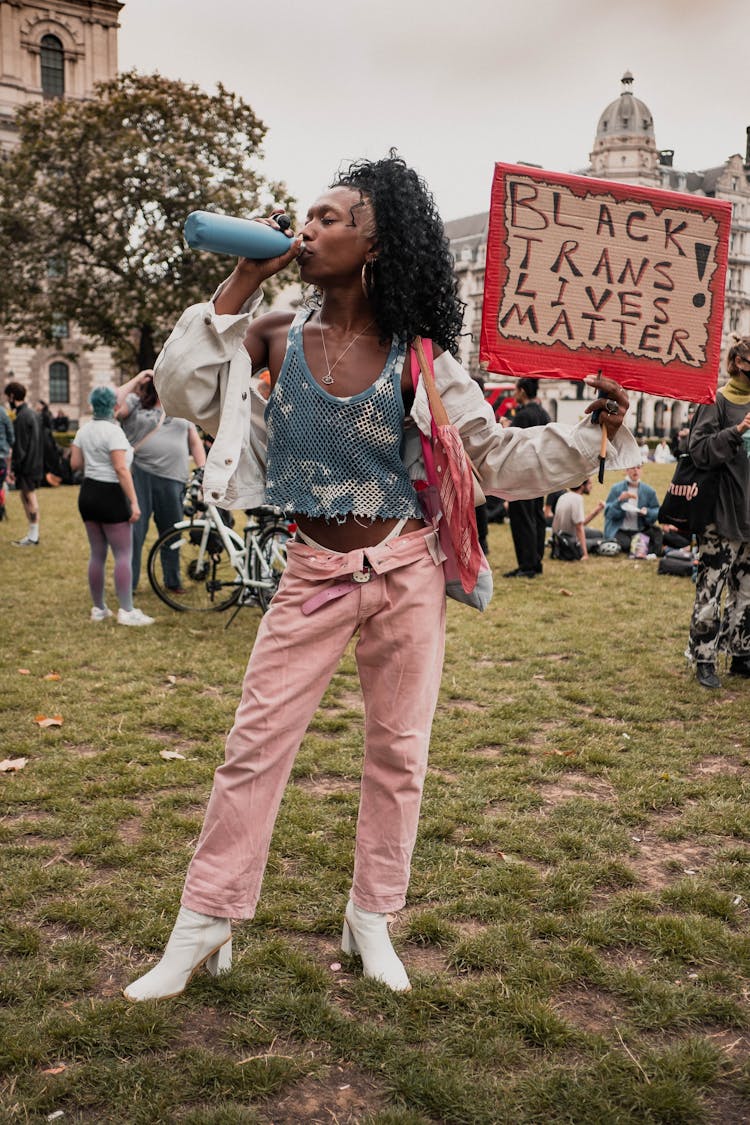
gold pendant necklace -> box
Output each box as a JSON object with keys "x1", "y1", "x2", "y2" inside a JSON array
[{"x1": 318, "y1": 317, "x2": 374, "y2": 385}]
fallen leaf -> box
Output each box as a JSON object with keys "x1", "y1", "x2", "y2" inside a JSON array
[
  {"x1": 0, "y1": 758, "x2": 28, "y2": 772},
  {"x1": 42, "y1": 1065, "x2": 66, "y2": 1075},
  {"x1": 159, "y1": 749, "x2": 185, "y2": 761},
  {"x1": 44, "y1": 673, "x2": 61, "y2": 681},
  {"x1": 18, "y1": 668, "x2": 31, "y2": 675},
  {"x1": 35, "y1": 715, "x2": 63, "y2": 728}
]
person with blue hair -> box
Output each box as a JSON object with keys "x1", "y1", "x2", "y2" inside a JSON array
[{"x1": 69, "y1": 386, "x2": 154, "y2": 626}]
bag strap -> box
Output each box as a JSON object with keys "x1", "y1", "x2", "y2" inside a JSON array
[
  {"x1": 413, "y1": 337, "x2": 450, "y2": 430},
  {"x1": 410, "y1": 339, "x2": 439, "y2": 490},
  {"x1": 410, "y1": 336, "x2": 483, "y2": 488},
  {"x1": 131, "y1": 408, "x2": 165, "y2": 453}
]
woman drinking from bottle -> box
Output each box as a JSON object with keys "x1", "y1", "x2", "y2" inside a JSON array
[{"x1": 124, "y1": 153, "x2": 637, "y2": 1001}]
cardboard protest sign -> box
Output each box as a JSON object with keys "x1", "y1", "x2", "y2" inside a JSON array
[{"x1": 480, "y1": 163, "x2": 732, "y2": 403}]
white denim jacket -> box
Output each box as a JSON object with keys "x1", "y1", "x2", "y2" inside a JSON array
[{"x1": 154, "y1": 292, "x2": 640, "y2": 509}]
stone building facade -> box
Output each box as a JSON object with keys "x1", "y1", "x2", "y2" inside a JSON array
[
  {"x1": 0, "y1": 0, "x2": 123, "y2": 424},
  {"x1": 447, "y1": 73, "x2": 750, "y2": 436}
]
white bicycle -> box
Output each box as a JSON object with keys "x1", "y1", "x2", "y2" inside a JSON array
[{"x1": 147, "y1": 469, "x2": 292, "y2": 619}]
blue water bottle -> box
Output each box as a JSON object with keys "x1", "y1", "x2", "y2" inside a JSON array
[{"x1": 184, "y1": 211, "x2": 293, "y2": 259}]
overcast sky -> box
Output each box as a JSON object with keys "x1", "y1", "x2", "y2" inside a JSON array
[{"x1": 119, "y1": 0, "x2": 750, "y2": 222}]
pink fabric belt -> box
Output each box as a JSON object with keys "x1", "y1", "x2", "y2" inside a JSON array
[{"x1": 289, "y1": 525, "x2": 442, "y2": 615}]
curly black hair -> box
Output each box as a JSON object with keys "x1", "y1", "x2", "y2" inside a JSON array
[{"x1": 331, "y1": 152, "x2": 465, "y2": 355}]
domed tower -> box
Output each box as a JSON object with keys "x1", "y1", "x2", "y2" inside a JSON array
[{"x1": 589, "y1": 71, "x2": 660, "y2": 185}]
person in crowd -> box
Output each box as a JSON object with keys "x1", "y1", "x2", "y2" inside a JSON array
[
  {"x1": 69, "y1": 388, "x2": 154, "y2": 626},
  {"x1": 604, "y1": 463, "x2": 662, "y2": 555},
  {"x1": 636, "y1": 432, "x2": 651, "y2": 461},
  {"x1": 543, "y1": 490, "x2": 565, "y2": 526},
  {"x1": 503, "y1": 377, "x2": 551, "y2": 579},
  {"x1": 470, "y1": 372, "x2": 490, "y2": 554},
  {"x1": 36, "y1": 397, "x2": 65, "y2": 486},
  {"x1": 115, "y1": 370, "x2": 206, "y2": 595},
  {"x1": 4, "y1": 380, "x2": 43, "y2": 547},
  {"x1": 687, "y1": 336, "x2": 750, "y2": 689},
  {"x1": 123, "y1": 153, "x2": 636, "y2": 1004},
  {"x1": 36, "y1": 399, "x2": 54, "y2": 431},
  {"x1": 53, "y1": 410, "x2": 70, "y2": 433},
  {"x1": 653, "y1": 437, "x2": 676, "y2": 464},
  {"x1": 0, "y1": 401, "x2": 13, "y2": 521},
  {"x1": 552, "y1": 479, "x2": 605, "y2": 561},
  {"x1": 675, "y1": 409, "x2": 696, "y2": 456}
]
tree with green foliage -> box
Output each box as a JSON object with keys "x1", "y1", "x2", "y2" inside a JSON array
[{"x1": 0, "y1": 70, "x2": 296, "y2": 372}]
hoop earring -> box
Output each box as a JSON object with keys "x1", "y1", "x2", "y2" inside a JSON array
[{"x1": 361, "y1": 259, "x2": 376, "y2": 300}]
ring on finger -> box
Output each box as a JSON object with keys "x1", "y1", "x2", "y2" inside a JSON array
[{"x1": 604, "y1": 399, "x2": 619, "y2": 415}]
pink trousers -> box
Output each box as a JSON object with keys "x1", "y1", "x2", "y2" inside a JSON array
[{"x1": 181, "y1": 525, "x2": 446, "y2": 918}]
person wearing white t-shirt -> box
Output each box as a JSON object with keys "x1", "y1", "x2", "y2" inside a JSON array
[
  {"x1": 653, "y1": 439, "x2": 675, "y2": 463},
  {"x1": 69, "y1": 387, "x2": 154, "y2": 627},
  {"x1": 552, "y1": 479, "x2": 604, "y2": 560}
]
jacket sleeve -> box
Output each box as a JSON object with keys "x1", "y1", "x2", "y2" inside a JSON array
[
  {"x1": 604, "y1": 484, "x2": 625, "y2": 531},
  {"x1": 688, "y1": 397, "x2": 743, "y2": 470},
  {"x1": 642, "y1": 484, "x2": 660, "y2": 524},
  {"x1": 417, "y1": 351, "x2": 641, "y2": 500},
  {"x1": 12, "y1": 413, "x2": 30, "y2": 469},
  {"x1": 153, "y1": 286, "x2": 262, "y2": 436},
  {"x1": 1, "y1": 411, "x2": 13, "y2": 449}
]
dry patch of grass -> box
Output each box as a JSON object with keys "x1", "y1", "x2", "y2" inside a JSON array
[
  {"x1": 538, "y1": 773, "x2": 618, "y2": 807},
  {"x1": 294, "y1": 776, "x2": 360, "y2": 796},
  {"x1": 262, "y1": 1065, "x2": 387, "y2": 1125}
]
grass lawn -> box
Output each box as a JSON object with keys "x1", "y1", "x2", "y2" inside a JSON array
[{"x1": 1, "y1": 462, "x2": 749, "y2": 1124}]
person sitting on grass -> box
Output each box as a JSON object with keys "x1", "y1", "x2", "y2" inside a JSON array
[
  {"x1": 552, "y1": 478, "x2": 605, "y2": 561},
  {"x1": 604, "y1": 464, "x2": 662, "y2": 556}
]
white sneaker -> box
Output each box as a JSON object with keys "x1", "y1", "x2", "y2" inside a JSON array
[
  {"x1": 117, "y1": 607, "x2": 155, "y2": 627},
  {"x1": 91, "y1": 606, "x2": 113, "y2": 622},
  {"x1": 11, "y1": 536, "x2": 39, "y2": 547}
]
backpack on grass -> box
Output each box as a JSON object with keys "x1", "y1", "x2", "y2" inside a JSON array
[{"x1": 550, "y1": 531, "x2": 583, "y2": 561}]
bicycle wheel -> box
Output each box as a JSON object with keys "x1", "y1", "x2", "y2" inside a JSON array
[
  {"x1": 252, "y1": 522, "x2": 291, "y2": 612},
  {"x1": 147, "y1": 523, "x2": 242, "y2": 612}
]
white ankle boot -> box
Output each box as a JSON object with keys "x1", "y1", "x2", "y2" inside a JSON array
[
  {"x1": 341, "y1": 900, "x2": 411, "y2": 992},
  {"x1": 123, "y1": 907, "x2": 232, "y2": 1001}
]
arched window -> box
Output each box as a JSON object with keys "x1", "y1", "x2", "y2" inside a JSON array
[
  {"x1": 49, "y1": 361, "x2": 69, "y2": 403},
  {"x1": 653, "y1": 400, "x2": 666, "y2": 438},
  {"x1": 40, "y1": 35, "x2": 64, "y2": 98}
]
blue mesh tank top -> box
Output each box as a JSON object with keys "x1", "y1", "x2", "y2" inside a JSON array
[{"x1": 264, "y1": 308, "x2": 422, "y2": 521}]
